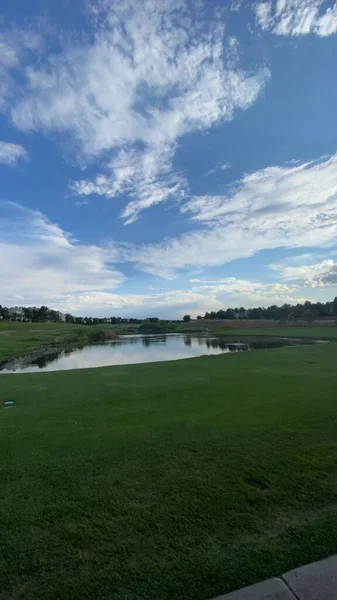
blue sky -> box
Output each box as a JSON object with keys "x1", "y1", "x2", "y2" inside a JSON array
[{"x1": 1, "y1": 0, "x2": 337, "y2": 318}]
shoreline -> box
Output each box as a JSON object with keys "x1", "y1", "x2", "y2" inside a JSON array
[{"x1": 0, "y1": 328, "x2": 118, "y2": 368}]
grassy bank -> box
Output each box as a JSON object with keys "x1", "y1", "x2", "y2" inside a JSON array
[
  {"x1": 174, "y1": 320, "x2": 337, "y2": 340},
  {"x1": 0, "y1": 321, "x2": 117, "y2": 363},
  {"x1": 208, "y1": 325, "x2": 337, "y2": 340},
  {"x1": 2, "y1": 321, "x2": 337, "y2": 365},
  {"x1": 2, "y1": 343, "x2": 337, "y2": 599}
]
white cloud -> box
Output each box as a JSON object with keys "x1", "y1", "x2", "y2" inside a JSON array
[
  {"x1": 7, "y1": 0, "x2": 269, "y2": 221},
  {"x1": 268, "y1": 252, "x2": 316, "y2": 266},
  {"x1": 124, "y1": 153, "x2": 337, "y2": 276},
  {"x1": 0, "y1": 141, "x2": 28, "y2": 167},
  {"x1": 203, "y1": 161, "x2": 231, "y2": 178},
  {"x1": 0, "y1": 28, "x2": 43, "y2": 109},
  {"x1": 0, "y1": 202, "x2": 123, "y2": 307},
  {"x1": 188, "y1": 275, "x2": 336, "y2": 310},
  {"x1": 18, "y1": 278, "x2": 309, "y2": 318},
  {"x1": 270, "y1": 258, "x2": 337, "y2": 286},
  {"x1": 255, "y1": 2, "x2": 273, "y2": 29},
  {"x1": 255, "y1": 1, "x2": 337, "y2": 36},
  {"x1": 191, "y1": 277, "x2": 299, "y2": 297},
  {"x1": 72, "y1": 144, "x2": 186, "y2": 224},
  {"x1": 0, "y1": 201, "x2": 215, "y2": 317},
  {"x1": 316, "y1": 4, "x2": 337, "y2": 35},
  {"x1": 184, "y1": 277, "x2": 317, "y2": 311},
  {"x1": 50, "y1": 289, "x2": 217, "y2": 318},
  {"x1": 1, "y1": 202, "x2": 335, "y2": 317}
]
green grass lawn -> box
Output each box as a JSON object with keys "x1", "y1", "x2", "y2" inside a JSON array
[{"x1": 2, "y1": 343, "x2": 337, "y2": 599}]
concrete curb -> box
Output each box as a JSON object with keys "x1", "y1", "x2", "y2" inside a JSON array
[{"x1": 212, "y1": 555, "x2": 337, "y2": 599}]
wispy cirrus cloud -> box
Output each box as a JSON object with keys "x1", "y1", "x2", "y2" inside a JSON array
[
  {"x1": 7, "y1": 0, "x2": 269, "y2": 222},
  {"x1": 124, "y1": 152, "x2": 337, "y2": 277},
  {"x1": 0, "y1": 28, "x2": 43, "y2": 109},
  {"x1": 0, "y1": 141, "x2": 28, "y2": 167},
  {"x1": 255, "y1": 1, "x2": 337, "y2": 36},
  {"x1": 203, "y1": 161, "x2": 231, "y2": 179},
  {"x1": 72, "y1": 144, "x2": 187, "y2": 224}
]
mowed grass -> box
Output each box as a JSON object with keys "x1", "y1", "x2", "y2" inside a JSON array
[{"x1": 2, "y1": 344, "x2": 337, "y2": 599}]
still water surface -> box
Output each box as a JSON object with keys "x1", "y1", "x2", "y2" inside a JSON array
[{"x1": 0, "y1": 334, "x2": 305, "y2": 374}]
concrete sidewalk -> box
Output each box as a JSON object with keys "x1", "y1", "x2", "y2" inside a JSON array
[{"x1": 213, "y1": 555, "x2": 337, "y2": 599}]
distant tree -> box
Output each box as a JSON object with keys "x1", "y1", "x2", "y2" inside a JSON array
[
  {"x1": 3, "y1": 295, "x2": 337, "y2": 329},
  {"x1": 333, "y1": 297, "x2": 337, "y2": 316},
  {"x1": 265, "y1": 305, "x2": 279, "y2": 320},
  {"x1": 302, "y1": 301, "x2": 314, "y2": 324},
  {"x1": 216, "y1": 310, "x2": 226, "y2": 320},
  {"x1": 38, "y1": 305, "x2": 49, "y2": 322},
  {"x1": 139, "y1": 320, "x2": 167, "y2": 334},
  {"x1": 200, "y1": 298, "x2": 337, "y2": 322},
  {"x1": 248, "y1": 307, "x2": 263, "y2": 319},
  {"x1": 48, "y1": 309, "x2": 60, "y2": 322},
  {"x1": 315, "y1": 302, "x2": 326, "y2": 318},
  {"x1": 22, "y1": 307, "x2": 34, "y2": 321},
  {"x1": 0, "y1": 306, "x2": 9, "y2": 320}
]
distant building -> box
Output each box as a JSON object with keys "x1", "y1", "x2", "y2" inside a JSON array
[
  {"x1": 8, "y1": 307, "x2": 25, "y2": 321},
  {"x1": 234, "y1": 309, "x2": 247, "y2": 319}
]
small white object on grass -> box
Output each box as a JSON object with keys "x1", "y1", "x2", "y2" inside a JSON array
[{"x1": 4, "y1": 400, "x2": 14, "y2": 408}]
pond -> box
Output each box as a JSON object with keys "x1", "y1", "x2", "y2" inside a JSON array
[{"x1": 0, "y1": 334, "x2": 310, "y2": 374}]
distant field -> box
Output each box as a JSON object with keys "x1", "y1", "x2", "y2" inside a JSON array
[
  {"x1": 178, "y1": 320, "x2": 337, "y2": 340},
  {"x1": 202, "y1": 318, "x2": 336, "y2": 328},
  {"x1": 2, "y1": 343, "x2": 337, "y2": 599},
  {"x1": 209, "y1": 326, "x2": 337, "y2": 340}
]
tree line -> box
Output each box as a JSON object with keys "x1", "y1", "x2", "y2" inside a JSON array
[
  {"x1": 2, "y1": 297, "x2": 337, "y2": 325},
  {"x1": 200, "y1": 297, "x2": 337, "y2": 321},
  {"x1": 0, "y1": 305, "x2": 145, "y2": 325},
  {"x1": 0, "y1": 306, "x2": 182, "y2": 326}
]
